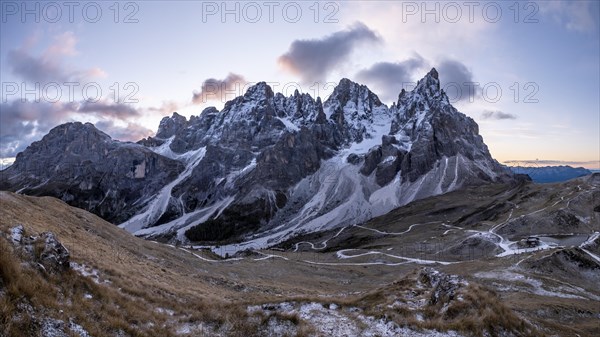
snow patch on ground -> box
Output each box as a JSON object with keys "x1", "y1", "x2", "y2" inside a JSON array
[
  {"x1": 581, "y1": 248, "x2": 600, "y2": 263},
  {"x1": 581, "y1": 232, "x2": 600, "y2": 248},
  {"x1": 10, "y1": 224, "x2": 24, "y2": 243},
  {"x1": 40, "y1": 318, "x2": 92, "y2": 337},
  {"x1": 474, "y1": 270, "x2": 588, "y2": 299},
  {"x1": 248, "y1": 302, "x2": 465, "y2": 337},
  {"x1": 70, "y1": 262, "x2": 109, "y2": 284},
  {"x1": 175, "y1": 322, "x2": 209, "y2": 335},
  {"x1": 156, "y1": 307, "x2": 175, "y2": 316},
  {"x1": 68, "y1": 320, "x2": 92, "y2": 337},
  {"x1": 336, "y1": 249, "x2": 456, "y2": 265}
]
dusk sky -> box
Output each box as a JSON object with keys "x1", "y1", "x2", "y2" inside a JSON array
[{"x1": 1, "y1": 1, "x2": 599, "y2": 169}]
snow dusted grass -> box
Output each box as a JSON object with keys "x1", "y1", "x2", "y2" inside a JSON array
[
  {"x1": 0, "y1": 226, "x2": 292, "y2": 337},
  {"x1": 0, "y1": 193, "x2": 269, "y2": 336},
  {"x1": 339, "y1": 269, "x2": 543, "y2": 337},
  {"x1": 474, "y1": 270, "x2": 590, "y2": 300},
  {"x1": 70, "y1": 262, "x2": 111, "y2": 285},
  {"x1": 1, "y1": 186, "x2": 597, "y2": 336},
  {"x1": 240, "y1": 268, "x2": 543, "y2": 337},
  {"x1": 0, "y1": 231, "x2": 176, "y2": 337},
  {"x1": 248, "y1": 301, "x2": 466, "y2": 337}
]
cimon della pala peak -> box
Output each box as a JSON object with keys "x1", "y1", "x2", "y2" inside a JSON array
[{"x1": 0, "y1": 69, "x2": 513, "y2": 254}]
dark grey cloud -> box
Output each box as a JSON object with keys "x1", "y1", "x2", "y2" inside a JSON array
[
  {"x1": 436, "y1": 59, "x2": 479, "y2": 102},
  {"x1": 0, "y1": 100, "x2": 145, "y2": 158},
  {"x1": 0, "y1": 100, "x2": 76, "y2": 158},
  {"x1": 355, "y1": 55, "x2": 427, "y2": 102},
  {"x1": 7, "y1": 31, "x2": 105, "y2": 85},
  {"x1": 278, "y1": 22, "x2": 382, "y2": 83},
  {"x1": 352, "y1": 57, "x2": 478, "y2": 103},
  {"x1": 481, "y1": 110, "x2": 517, "y2": 120},
  {"x1": 192, "y1": 73, "x2": 247, "y2": 104}
]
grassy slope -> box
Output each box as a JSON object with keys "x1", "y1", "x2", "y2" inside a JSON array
[{"x1": 2, "y1": 178, "x2": 597, "y2": 336}]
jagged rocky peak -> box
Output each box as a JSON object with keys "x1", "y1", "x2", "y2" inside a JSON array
[
  {"x1": 220, "y1": 81, "x2": 278, "y2": 122},
  {"x1": 427, "y1": 66, "x2": 439, "y2": 80},
  {"x1": 272, "y1": 87, "x2": 324, "y2": 124},
  {"x1": 398, "y1": 67, "x2": 446, "y2": 105},
  {"x1": 56, "y1": 121, "x2": 112, "y2": 140},
  {"x1": 416, "y1": 67, "x2": 439, "y2": 93},
  {"x1": 314, "y1": 96, "x2": 327, "y2": 124},
  {"x1": 187, "y1": 106, "x2": 220, "y2": 129},
  {"x1": 325, "y1": 77, "x2": 389, "y2": 121},
  {"x1": 392, "y1": 68, "x2": 452, "y2": 128},
  {"x1": 323, "y1": 78, "x2": 390, "y2": 144},
  {"x1": 418, "y1": 67, "x2": 440, "y2": 89},
  {"x1": 11, "y1": 122, "x2": 112, "y2": 165},
  {"x1": 2, "y1": 68, "x2": 515, "y2": 249},
  {"x1": 0, "y1": 121, "x2": 185, "y2": 224},
  {"x1": 243, "y1": 81, "x2": 275, "y2": 101},
  {"x1": 156, "y1": 112, "x2": 188, "y2": 139},
  {"x1": 326, "y1": 78, "x2": 385, "y2": 111},
  {"x1": 201, "y1": 106, "x2": 219, "y2": 115}
]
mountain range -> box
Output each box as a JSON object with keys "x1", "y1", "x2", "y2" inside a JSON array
[
  {"x1": 0, "y1": 69, "x2": 513, "y2": 251},
  {"x1": 509, "y1": 165, "x2": 592, "y2": 183}
]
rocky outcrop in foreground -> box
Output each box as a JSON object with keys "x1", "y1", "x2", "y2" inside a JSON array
[{"x1": 10, "y1": 224, "x2": 70, "y2": 273}]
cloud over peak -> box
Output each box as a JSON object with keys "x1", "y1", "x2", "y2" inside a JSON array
[
  {"x1": 278, "y1": 22, "x2": 382, "y2": 83},
  {"x1": 355, "y1": 55, "x2": 427, "y2": 102},
  {"x1": 436, "y1": 59, "x2": 479, "y2": 102},
  {"x1": 351, "y1": 57, "x2": 478, "y2": 103},
  {"x1": 78, "y1": 100, "x2": 141, "y2": 120},
  {"x1": 192, "y1": 73, "x2": 247, "y2": 104}
]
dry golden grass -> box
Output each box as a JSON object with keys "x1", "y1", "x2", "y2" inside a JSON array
[
  {"x1": 0, "y1": 195, "x2": 258, "y2": 336},
  {"x1": 1, "y1": 190, "x2": 595, "y2": 336},
  {"x1": 340, "y1": 270, "x2": 545, "y2": 337},
  {"x1": 432, "y1": 284, "x2": 543, "y2": 337},
  {"x1": 0, "y1": 232, "x2": 178, "y2": 337},
  {"x1": 0, "y1": 192, "x2": 333, "y2": 336},
  {"x1": 1, "y1": 228, "x2": 325, "y2": 336}
]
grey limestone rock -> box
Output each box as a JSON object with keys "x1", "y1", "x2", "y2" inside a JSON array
[{"x1": 1, "y1": 69, "x2": 513, "y2": 245}]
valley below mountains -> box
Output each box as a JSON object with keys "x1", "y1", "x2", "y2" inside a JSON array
[{"x1": 0, "y1": 173, "x2": 598, "y2": 336}]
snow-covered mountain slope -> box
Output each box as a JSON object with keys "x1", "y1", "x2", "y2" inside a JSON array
[{"x1": 0, "y1": 69, "x2": 513, "y2": 248}]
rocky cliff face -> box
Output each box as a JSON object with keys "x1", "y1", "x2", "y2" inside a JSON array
[
  {"x1": 0, "y1": 69, "x2": 513, "y2": 250},
  {"x1": 0, "y1": 122, "x2": 184, "y2": 224}
]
